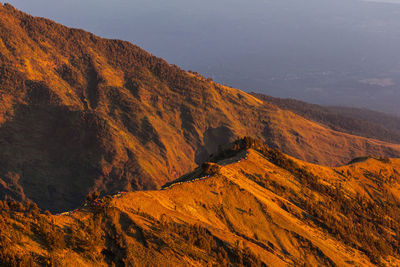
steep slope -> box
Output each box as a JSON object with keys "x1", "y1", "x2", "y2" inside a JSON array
[
  {"x1": 0, "y1": 4, "x2": 400, "y2": 211},
  {"x1": 251, "y1": 93, "x2": 400, "y2": 144},
  {"x1": 2, "y1": 138, "x2": 400, "y2": 266}
]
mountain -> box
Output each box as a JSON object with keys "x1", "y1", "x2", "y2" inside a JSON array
[
  {"x1": 327, "y1": 106, "x2": 400, "y2": 134},
  {"x1": 251, "y1": 93, "x2": 400, "y2": 144},
  {"x1": 2, "y1": 137, "x2": 400, "y2": 266},
  {"x1": 0, "y1": 3, "x2": 400, "y2": 212}
]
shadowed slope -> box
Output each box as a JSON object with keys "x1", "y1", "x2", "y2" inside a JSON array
[
  {"x1": 1, "y1": 139, "x2": 400, "y2": 266},
  {"x1": 252, "y1": 92, "x2": 400, "y2": 144},
  {"x1": 0, "y1": 4, "x2": 399, "y2": 211}
]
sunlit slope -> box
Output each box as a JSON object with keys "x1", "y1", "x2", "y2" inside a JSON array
[
  {"x1": 252, "y1": 92, "x2": 400, "y2": 144},
  {"x1": 260, "y1": 107, "x2": 400, "y2": 165},
  {"x1": 2, "y1": 139, "x2": 400, "y2": 266},
  {"x1": 0, "y1": 4, "x2": 400, "y2": 212}
]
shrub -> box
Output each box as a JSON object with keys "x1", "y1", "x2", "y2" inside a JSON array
[{"x1": 201, "y1": 162, "x2": 221, "y2": 176}]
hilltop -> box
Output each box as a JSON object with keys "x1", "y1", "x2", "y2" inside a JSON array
[
  {"x1": 0, "y1": 3, "x2": 400, "y2": 212},
  {"x1": 1, "y1": 138, "x2": 400, "y2": 266},
  {"x1": 251, "y1": 93, "x2": 400, "y2": 144}
]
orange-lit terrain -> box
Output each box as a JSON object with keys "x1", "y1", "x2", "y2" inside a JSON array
[
  {"x1": 0, "y1": 4, "x2": 399, "y2": 212},
  {"x1": 1, "y1": 3, "x2": 400, "y2": 266},
  {"x1": 2, "y1": 138, "x2": 400, "y2": 266}
]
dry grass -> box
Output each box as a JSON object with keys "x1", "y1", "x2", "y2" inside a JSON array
[{"x1": 2, "y1": 138, "x2": 400, "y2": 265}]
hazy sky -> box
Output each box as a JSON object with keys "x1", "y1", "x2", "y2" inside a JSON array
[
  {"x1": 4, "y1": 0, "x2": 400, "y2": 115},
  {"x1": 365, "y1": 0, "x2": 400, "y2": 3}
]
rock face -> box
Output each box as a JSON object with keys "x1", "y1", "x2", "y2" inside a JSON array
[{"x1": 0, "y1": 4, "x2": 400, "y2": 211}]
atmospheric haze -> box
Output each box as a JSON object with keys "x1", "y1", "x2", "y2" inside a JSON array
[{"x1": 6, "y1": 0, "x2": 400, "y2": 115}]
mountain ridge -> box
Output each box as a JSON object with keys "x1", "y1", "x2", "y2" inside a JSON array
[
  {"x1": 0, "y1": 3, "x2": 399, "y2": 212},
  {"x1": 2, "y1": 137, "x2": 400, "y2": 266},
  {"x1": 251, "y1": 92, "x2": 400, "y2": 144}
]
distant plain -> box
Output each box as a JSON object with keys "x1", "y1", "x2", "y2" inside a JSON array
[{"x1": 7, "y1": 0, "x2": 400, "y2": 115}]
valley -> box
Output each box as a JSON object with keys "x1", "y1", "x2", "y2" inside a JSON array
[{"x1": 0, "y1": 4, "x2": 400, "y2": 266}]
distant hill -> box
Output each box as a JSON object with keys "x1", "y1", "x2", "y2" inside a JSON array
[
  {"x1": 327, "y1": 105, "x2": 400, "y2": 133},
  {"x1": 2, "y1": 137, "x2": 400, "y2": 266},
  {"x1": 0, "y1": 4, "x2": 400, "y2": 212},
  {"x1": 252, "y1": 93, "x2": 400, "y2": 144}
]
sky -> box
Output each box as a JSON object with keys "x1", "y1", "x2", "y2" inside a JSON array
[
  {"x1": 4, "y1": 0, "x2": 400, "y2": 115},
  {"x1": 365, "y1": 0, "x2": 400, "y2": 3}
]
